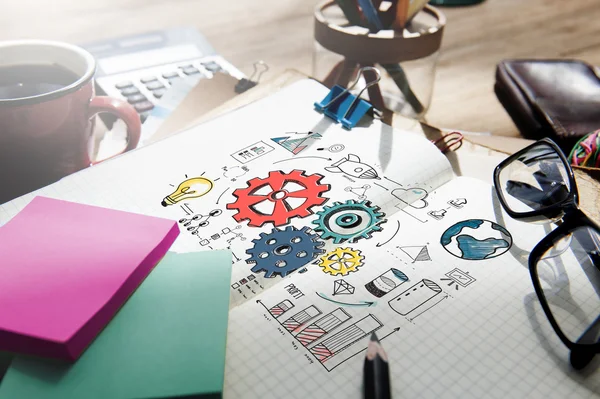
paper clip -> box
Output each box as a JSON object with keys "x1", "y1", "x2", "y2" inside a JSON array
[
  {"x1": 314, "y1": 66, "x2": 381, "y2": 130},
  {"x1": 432, "y1": 131, "x2": 464, "y2": 153},
  {"x1": 235, "y1": 61, "x2": 269, "y2": 94}
]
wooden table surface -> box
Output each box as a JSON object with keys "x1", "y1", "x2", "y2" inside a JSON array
[{"x1": 2, "y1": 0, "x2": 599, "y2": 136}]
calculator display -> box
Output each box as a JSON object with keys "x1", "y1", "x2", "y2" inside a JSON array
[{"x1": 98, "y1": 44, "x2": 203, "y2": 75}]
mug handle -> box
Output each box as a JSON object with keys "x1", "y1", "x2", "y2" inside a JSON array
[{"x1": 87, "y1": 96, "x2": 142, "y2": 165}]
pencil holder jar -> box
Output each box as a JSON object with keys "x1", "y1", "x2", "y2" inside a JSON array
[{"x1": 313, "y1": 1, "x2": 446, "y2": 120}]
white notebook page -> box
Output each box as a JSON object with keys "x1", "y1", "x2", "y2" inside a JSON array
[
  {"x1": 0, "y1": 79, "x2": 453, "y2": 307},
  {"x1": 224, "y1": 177, "x2": 600, "y2": 398}
]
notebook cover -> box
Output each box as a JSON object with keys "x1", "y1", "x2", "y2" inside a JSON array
[
  {"x1": 0, "y1": 251, "x2": 232, "y2": 399},
  {"x1": 0, "y1": 196, "x2": 179, "y2": 361}
]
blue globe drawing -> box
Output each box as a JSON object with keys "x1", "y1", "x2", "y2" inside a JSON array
[{"x1": 441, "y1": 219, "x2": 512, "y2": 260}]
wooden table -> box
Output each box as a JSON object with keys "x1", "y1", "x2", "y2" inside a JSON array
[{"x1": 2, "y1": 0, "x2": 599, "y2": 137}]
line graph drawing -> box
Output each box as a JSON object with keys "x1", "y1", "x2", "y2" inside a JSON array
[
  {"x1": 296, "y1": 308, "x2": 351, "y2": 347},
  {"x1": 441, "y1": 268, "x2": 476, "y2": 290}
]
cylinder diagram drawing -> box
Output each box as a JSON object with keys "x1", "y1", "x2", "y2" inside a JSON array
[
  {"x1": 309, "y1": 314, "x2": 383, "y2": 370},
  {"x1": 388, "y1": 279, "x2": 442, "y2": 316},
  {"x1": 365, "y1": 268, "x2": 409, "y2": 298},
  {"x1": 296, "y1": 308, "x2": 352, "y2": 347},
  {"x1": 268, "y1": 299, "x2": 294, "y2": 318},
  {"x1": 282, "y1": 306, "x2": 322, "y2": 335}
]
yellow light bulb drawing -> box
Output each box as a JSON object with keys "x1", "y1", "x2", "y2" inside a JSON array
[{"x1": 161, "y1": 176, "x2": 214, "y2": 207}]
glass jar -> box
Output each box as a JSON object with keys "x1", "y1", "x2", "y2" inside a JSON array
[{"x1": 313, "y1": 1, "x2": 446, "y2": 120}]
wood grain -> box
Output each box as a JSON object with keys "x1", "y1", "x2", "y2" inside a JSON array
[{"x1": 2, "y1": 0, "x2": 599, "y2": 137}]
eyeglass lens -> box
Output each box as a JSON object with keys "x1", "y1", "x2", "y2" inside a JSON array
[
  {"x1": 498, "y1": 143, "x2": 571, "y2": 215},
  {"x1": 535, "y1": 226, "x2": 600, "y2": 345}
]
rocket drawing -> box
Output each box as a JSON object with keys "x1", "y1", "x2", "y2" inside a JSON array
[{"x1": 325, "y1": 154, "x2": 380, "y2": 179}]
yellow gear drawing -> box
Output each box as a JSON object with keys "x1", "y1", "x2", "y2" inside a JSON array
[{"x1": 317, "y1": 247, "x2": 364, "y2": 276}]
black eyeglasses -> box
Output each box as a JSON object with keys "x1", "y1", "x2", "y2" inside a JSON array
[{"x1": 493, "y1": 138, "x2": 600, "y2": 370}]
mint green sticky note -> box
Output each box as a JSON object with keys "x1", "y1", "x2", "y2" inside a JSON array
[{"x1": 0, "y1": 250, "x2": 232, "y2": 399}]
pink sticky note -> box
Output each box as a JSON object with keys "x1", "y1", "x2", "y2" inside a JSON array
[{"x1": 0, "y1": 197, "x2": 179, "y2": 361}]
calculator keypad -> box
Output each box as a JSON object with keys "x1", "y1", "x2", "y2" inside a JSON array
[{"x1": 106, "y1": 57, "x2": 243, "y2": 123}]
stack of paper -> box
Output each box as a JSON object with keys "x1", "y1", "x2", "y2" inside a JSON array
[
  {"x1": 0, "y1": 250, "x2": 232, "y2": 399},
  {"x1": 0, "y1": 197, "x2": 179, "y2": 361}
]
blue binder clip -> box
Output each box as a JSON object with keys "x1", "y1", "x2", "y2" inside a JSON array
[{"x1": 314, "y1": 66, "x2": 381, "y2": 130}]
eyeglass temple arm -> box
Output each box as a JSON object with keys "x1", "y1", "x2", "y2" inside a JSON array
[{"x1": 570, "y1": 314, "x2": 600, "y2": 369}]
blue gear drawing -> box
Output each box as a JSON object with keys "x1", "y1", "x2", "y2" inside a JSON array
[
  {"x1": 312, "y1": 199, "x2": 386, "y2": 244},
  {"x1": 246, "y1": 226, "x2": 325, "y2": 278}
]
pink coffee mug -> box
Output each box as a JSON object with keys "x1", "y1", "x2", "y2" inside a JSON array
[{"x1": 0, "y1": 40, "x2": 141, "y2": 204}]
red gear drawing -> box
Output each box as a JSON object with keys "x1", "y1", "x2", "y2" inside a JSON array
[{"x1": 226, "y1": 170, "x2": 330, "y2": 227}]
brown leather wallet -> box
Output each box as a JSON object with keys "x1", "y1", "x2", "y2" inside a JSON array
[{"x1": 495, "y1": 59, "x2": 600, "y2": 153}]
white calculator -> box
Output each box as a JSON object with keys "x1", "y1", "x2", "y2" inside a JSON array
[{"x1": 83, "y1": 27, "x2": 245, "y2": 122}]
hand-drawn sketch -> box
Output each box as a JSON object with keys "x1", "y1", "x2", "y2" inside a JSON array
[
  {"x1": 325, "y1": 154, "x2": 380, "y2": 179},
  {"x1": 296, "y1": 308, "x2": 351, "y2": 347},
  {"x1": 180, "y1": 203, "x2": 194, "y2": 215},
  {"x1": 227, "y1": 170, "x2": 330, "y2": 227},
  {"x1": 161, "y1": 176, "x2": 213, "y2": 207},
  {"x1": 440, "y1": 219, "x2": 513, "y2": 260},
  {"x1": 388, "y1": 279, "x2": 442, "y2": 316},
  {"x1": 398, "y1": 245, "x2": 431, "y2": 263},
  {"x1": 271, "y1": 132, "x2": 322, "y2": 155},
  {"x1": 258, "y1": 299, "x2": 384, "y2": 372},
  {"x1": 179, "y1": 209, "x2": 222, "y2": 234},
  {"x1": 375, "y1": 220, "x2": 400, "y2": 247},
  {"x1": 246, "y1": 226, "x2": 325, "y2": 278},
  {"x1": 441, "y1": 268, "x2": 476, "y2": 290},
  {"x1": 222, "y1": 165, "x2": 249, "y2": 182},
  {"x1": 391, "y1": 187, "x2": 429, "y2": 209},
  {"x1": 282, "y1": 305, "x2": 322, "y2": 335},
  {"x1": 448, "y1": 198, "x2": 467, "y2": 209},
  {"x1": 316, "y1": 293, "x2": 375, "y2": 308},
  {"x1": 317, "y1": 247, "x2": 364, "y2": 276},
  {"x1": 312, "y1": 199, "x2": 386, "y2": 243},
  {"x1": 231, "y1": 140, "x2": 274, "y2": 164},
  {"x1": 365, "y1": 268, "x2": 409, "y2": 298},
  {"x1": 309, "y1": 314, "x2": 383, "y2": 370},
  {"x1": 332, "y1": 279, "x2": 355, "y2": 295},
  {"x1": 317, "y1": 144, "x2": 345, "y2": 153},
  {"x1": 345, "y1": 184, "x2": 371, "y2": 200},
  {"x1": 197, "y1": 225, "x2": 246, "y2": 247},
  {"x1": 428, "y1": 209, "x2": 447, "y2": 220},
  {"x1": 267, "y1": 299, "x2": 294, "y2": 318}
]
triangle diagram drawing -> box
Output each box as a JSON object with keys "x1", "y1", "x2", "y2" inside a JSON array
[
  {"x1": 399, "y1": 245, "x2": 431, "y2": 262},
  {"x1": 271, "y1": 132, "x2": 322, "y2": 155}
]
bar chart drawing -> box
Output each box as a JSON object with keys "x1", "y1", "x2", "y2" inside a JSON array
[
  {"x1": 259, "y1": 299, "x2": 385, "y2": 372},
  {"x1": 282, "y1": 306, "x2": 322, "y2": 335},
  {"x1": 309, "y1": 314, "x2": 383, "y2": 371},
  {"x1": 296, "y1": 308, "x2": 351, "y2": 347},
  {"x1": 268, "y1": 299, "x2": 294, "y2": 318}
]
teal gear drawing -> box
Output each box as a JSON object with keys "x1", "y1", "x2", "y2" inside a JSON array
[
  {"x1": 312, "y1": 199, "x2": 386, "y2": 244},
  {"x1": 246, "y1": 226, "x2": 325, "y2": 278}
]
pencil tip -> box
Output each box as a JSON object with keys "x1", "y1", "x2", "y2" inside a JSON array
[{"x1": 370, "y1": 332, "x2": 379, "y2": 343}]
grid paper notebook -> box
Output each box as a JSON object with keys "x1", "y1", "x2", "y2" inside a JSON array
[{"x1": 0, "y1": 79, "x2": 598, "y2": 398}]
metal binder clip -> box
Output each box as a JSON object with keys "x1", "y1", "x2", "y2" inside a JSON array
[
  {"x1": 235, "y1": 61, "x2": 269, "y2": 93},
  {"x1": 314, "y1": 66, "x2": 381, "y2": 130},
  {"x1": 432, "y1": 131, "x2": 464, "y2": 153}
]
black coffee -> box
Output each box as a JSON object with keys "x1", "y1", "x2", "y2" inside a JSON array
[{"x1": 0, "y1": 64, "x2": 79, "y2": 100}]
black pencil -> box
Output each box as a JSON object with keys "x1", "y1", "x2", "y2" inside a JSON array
[{"x1": 364, "y1": 332, "x2": 391, "y2": 399}]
